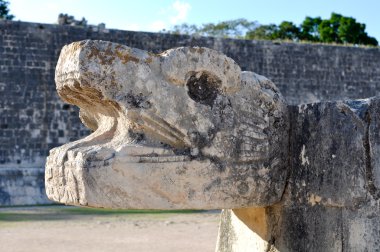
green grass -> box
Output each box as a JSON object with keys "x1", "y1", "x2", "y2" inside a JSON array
[
  {"x1": 0, "y1": 213, "x2": 51, "y2": 222},
  {"x1": 0, "y1": 206, "x2": 204, "y2": 222},
  {"x1": 60, "y1": 207, "x2": 200, "y2": 215}
]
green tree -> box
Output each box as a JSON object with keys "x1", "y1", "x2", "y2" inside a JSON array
[
  {"x1": 338, "y1": 16, "x2": 373, "y2": 45},
  {"x1": 318, "y1": 13, "x2": 378, "y2": 45},
  {"x1": 318, "y1": 13, "x2": 342, "y2": 43},
  {"x1": 318, "y1": 19, "x2": 337, "y2": 43},
  {"x1": 300, "y1": 16, "x2": 322, "y2": 41},
  {"x1": 274, "y1": 21, "x2": 300, "y2": 40},
  {"x1": 0, "y1": 0, "x2": 14, "y2": 20},
  {"x1": 198, "y1": 19, "x2": 257, "y2": 38},
  {"x1": 246, "y1": 22, "x2": 300, "y2": 41},
  {"x1": 359, "y1": 34, "x2": 378, "y2": 46},
  {"x1": 245, "y1": 24, "x2": 277, "y2": 40},
  {"x1": 168, "y1": 19, "x2": 257, "y2": 39},
  {"x1": 166, "y1": 23, "x2": 199, "y2": 35},
  {"x1": 166, "y1": 13, "x2": 378, "y2": 46}
]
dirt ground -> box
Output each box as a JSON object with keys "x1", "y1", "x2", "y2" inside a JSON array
[{"x1": 0, "y1": 206, "x2": 221, "y2": 252}]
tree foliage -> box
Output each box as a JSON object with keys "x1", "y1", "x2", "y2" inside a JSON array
[
  {"x1": 245, "y1": 24, "x2": 277, "y2": 40},
  {"x1": 169, "y1": 19, "x2": 257, "y2": 39},
  {"x1": 300, "y1": 17, "x2": 322, "y2": 41},
  {"x1": 317, "y1": 13, "x2": 378, "y2": 45},
  {"x1": 0, "y1": 0, "x2": 14, "y2": 20},
  {"x1": 167, "y1": 13, "x2": 378, "y2": 46}
]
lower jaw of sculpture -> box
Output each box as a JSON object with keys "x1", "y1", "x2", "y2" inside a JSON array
[
  {"x1": 45, "y1": 141, "x2": 226, "y2": 210},
  {"x1": 45, "y1": 138, "x2": 280, "y2": 210},
  {"x1": 45, "y1": 116, "x2": 285, "y2": 210}
]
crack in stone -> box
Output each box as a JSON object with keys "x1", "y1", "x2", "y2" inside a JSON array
[
  {"x1": 363, "y1": 105, "x2": 380, "y2": 200},
  {"x1": 337, "y1": 100, "x2": 380, "y2": 202},
  {"x1": 281, "y1": 106, "x2": 294, "y2": 202}
]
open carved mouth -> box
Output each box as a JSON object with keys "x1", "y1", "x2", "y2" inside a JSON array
[
  {"x1": 51, "y1": 76, "x2": 194, "y2": 167},
  {"x1": 45, "y1": 74, "x2": 199, "y2": 208}
]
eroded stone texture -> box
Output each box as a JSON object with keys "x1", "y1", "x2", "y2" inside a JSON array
[
  {"x1": 217, "y1": 97, "x2": 380, "y2": 252},
  {"x1": 3, "y1": 21, "x2": 380, "y2": 206},
  {"x1": 45, "y1": 40, "x2": 289, "y2": 209}
]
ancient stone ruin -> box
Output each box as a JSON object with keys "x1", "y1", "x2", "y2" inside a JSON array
[
  {"x1": 45, "y1": 40, "x2": 289, "y2": 209},
  {"x1": 3, "y1": 21, "x2": 380, "y2": 207},
  {"x1": 47, "y1": 40, "x2": 380, "y2": 251}
]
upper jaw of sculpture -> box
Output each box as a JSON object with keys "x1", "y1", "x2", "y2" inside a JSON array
[{"x1": 45, "y1": 40, "x2": 289, "y2": 210}]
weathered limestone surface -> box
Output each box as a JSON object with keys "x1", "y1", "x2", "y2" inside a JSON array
[
  {"x1": 217, "y1": 97, "x2": 380, "y2": 251},
  {"x1": 45, "y1": 40, "x2": 289, "y2": 209},
  {"x1": 46, "y1": 41, "x2": 380, "y2": 251}
]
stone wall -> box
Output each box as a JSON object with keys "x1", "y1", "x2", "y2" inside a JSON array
[
  {"x1": 0, "y1": 168, "x2": 45, "y2": 205},
  {"x1": 0, "y1": 20, "x2": 380, "y2": 205}
]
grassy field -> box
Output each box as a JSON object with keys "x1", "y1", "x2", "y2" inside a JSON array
[{"x1": 0, "y1": 205, "x2": 206, "y2": 222}]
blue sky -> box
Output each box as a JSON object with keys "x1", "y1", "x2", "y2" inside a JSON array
[{"x1": 9, "y1": 0, "x2": 380, "y2": 40}]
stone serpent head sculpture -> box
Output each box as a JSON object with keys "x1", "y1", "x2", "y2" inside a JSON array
[{"x1": 45, "y1": 40, "x2": 289, "y2": 209}]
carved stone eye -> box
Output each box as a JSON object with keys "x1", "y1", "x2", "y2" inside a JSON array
[{"x1": 186, "y1": 72, "x2": 221, "y2": 106}]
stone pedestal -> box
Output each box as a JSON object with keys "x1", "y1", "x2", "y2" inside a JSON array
[{"x1": 216, "y1": 98, "x2": 380, "y2": 251}]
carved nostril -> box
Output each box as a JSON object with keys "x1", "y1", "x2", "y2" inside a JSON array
[
  {"x1": 186, "y1": 72, "x2": 221, "y2": 106},
  {"x1": 127, "y1": 129, "x2": 145, "y2": 142},
  {"x1": 125, "y1": 92, "x2": 151, "y2": 109},
  {"x1": 188, "y1": 131, "x2": 200, "y2": 144}
]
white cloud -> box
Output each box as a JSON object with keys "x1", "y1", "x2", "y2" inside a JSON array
[
  {"x1": 148, "y1": 1, "x2": 191, "y2": 32},
  {"x1": 170, "y1": 1, "x2": 191, "y2": 25}
]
